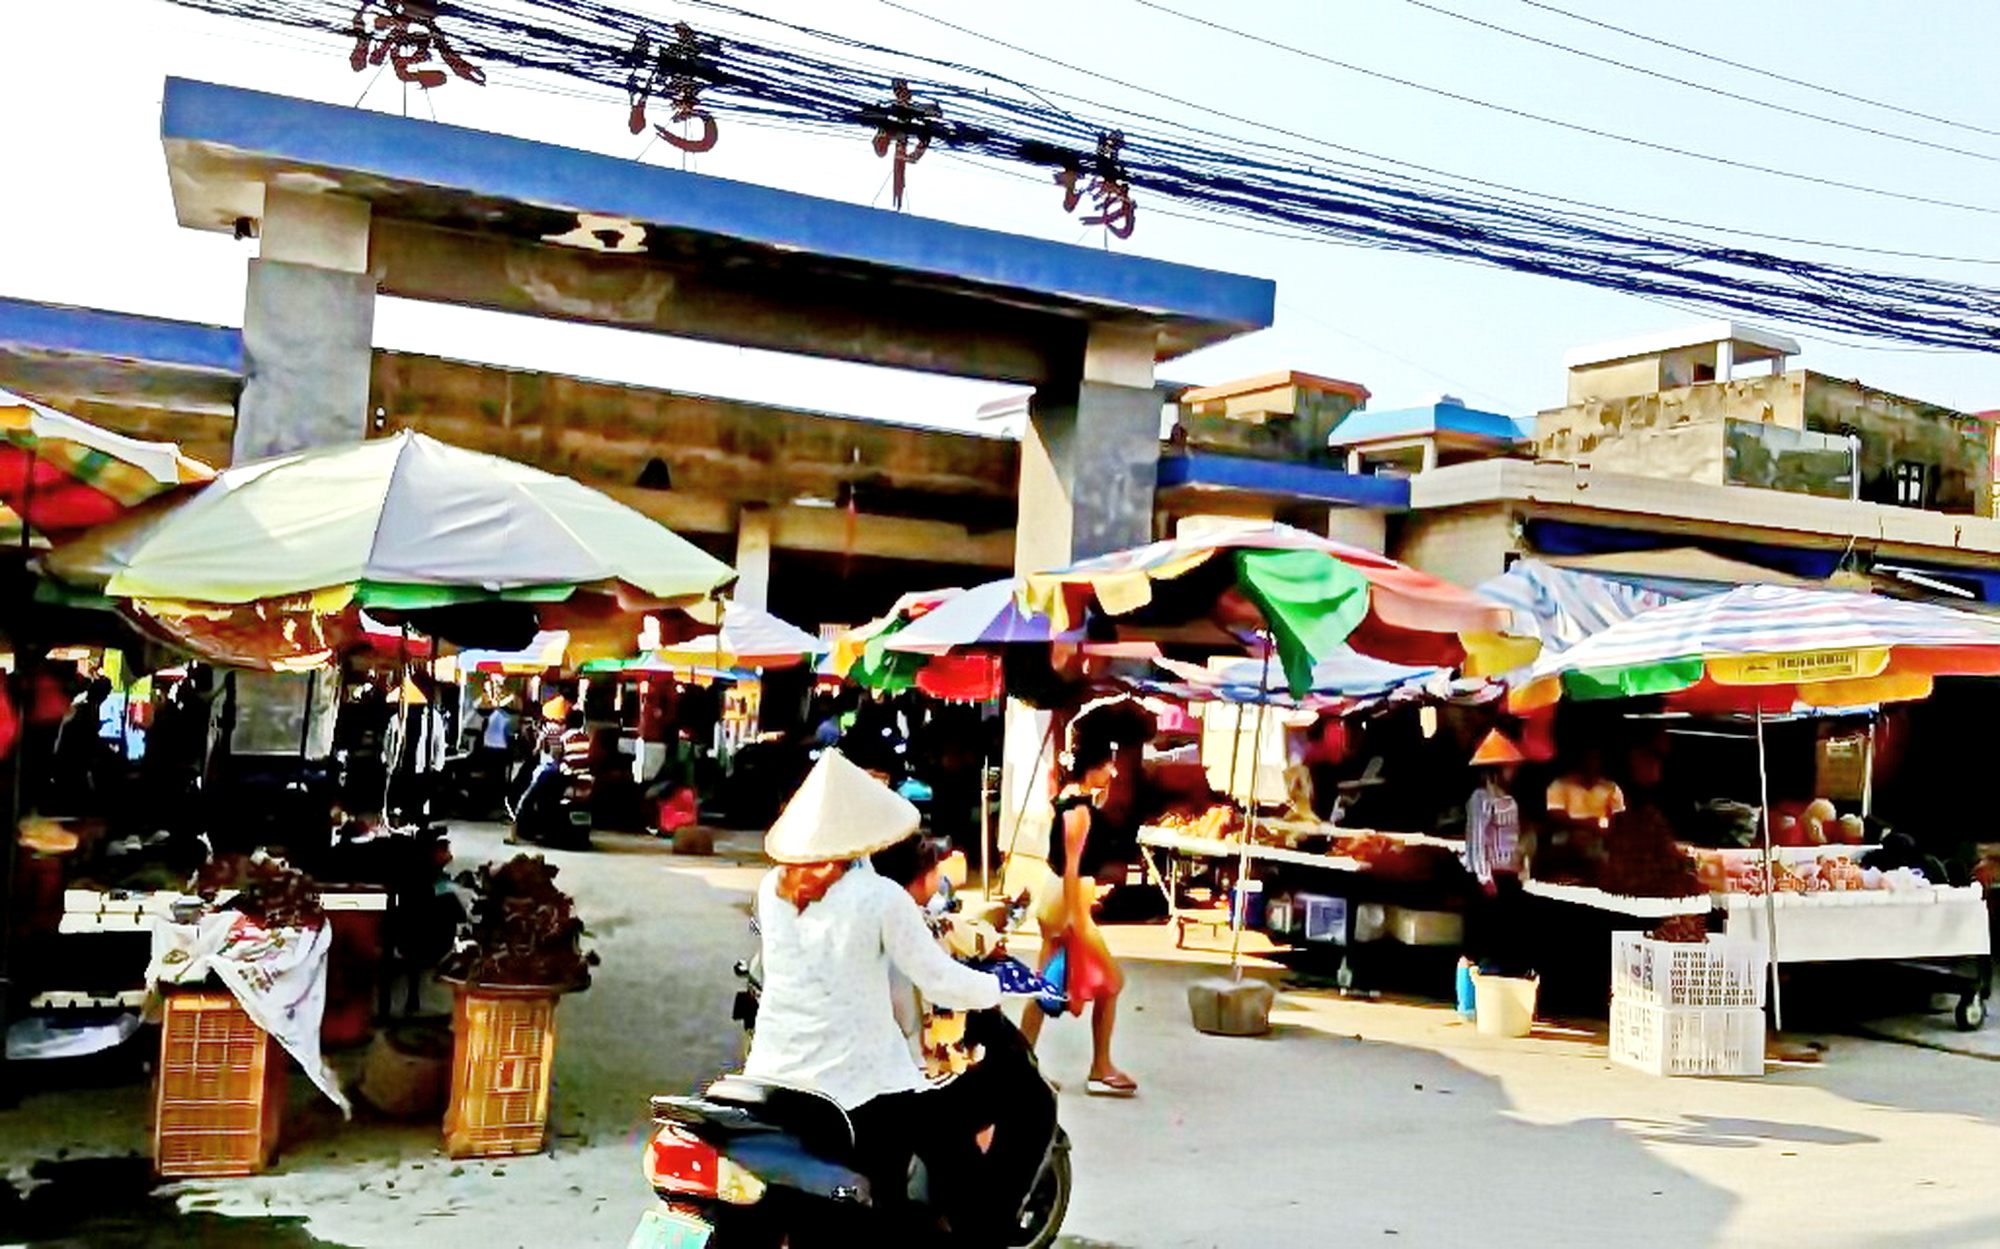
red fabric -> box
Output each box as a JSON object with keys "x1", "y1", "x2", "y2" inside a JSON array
[
  {"x1": 1062, "y1": 926, "x2": 1118, "y2": 1016},
  {"x1": 655, "y1": 788, "x2": 698, "y2": 834},
  {"x1": 0, "y1": 679, "x2": 17, "y2": 760},
  {"x1": 913, "y1": 653, "x2": 1002, "y2": 702},
  {"x1": 0, "y1": 449, "x2": 124, "y2": 535}
]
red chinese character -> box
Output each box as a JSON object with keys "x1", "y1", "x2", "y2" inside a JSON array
[
  {"x1": 1055, "y1": 131, "x2": 1137, "y2": 240},
  {"x1": 623, "y1": 23, "x2": 720, "y2": 155},
  {"x1": 871, "y1": 79, "x2": 942, "y2": 211},
  {"x1": 348, "y1": 0, "x2": 485, "y2": 89}
]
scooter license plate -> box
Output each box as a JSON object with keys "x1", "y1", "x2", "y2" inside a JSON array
[{"x1": 625, "y1": 1207, "x2": 712, "y2": 1249}]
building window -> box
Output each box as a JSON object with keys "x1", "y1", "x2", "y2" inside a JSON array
[{"x1": 1895, "y1": 461, "x2": 1928, "y2": 507}]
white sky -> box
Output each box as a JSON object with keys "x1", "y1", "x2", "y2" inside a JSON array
[{"x1": 4, "y1": 0, "x2": 2000, "y2": 431}]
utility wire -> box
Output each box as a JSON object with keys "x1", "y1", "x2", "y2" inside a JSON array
[
  {"x1": 1509, "y1": 0, "x2": 2000, "y2": 140},
  {"x1": 880, "y1": 0, "x2": 2000, "y2": 266},
  {"x1": 1119, "y1": 0, "x2": 2000, "y2": 218},
  {"x1": 150, "y1": 0, "x2": 2000, "y2": 352},
  {"x1": 1402, "y1": 0, "x2": 2000, "y2": 163}
]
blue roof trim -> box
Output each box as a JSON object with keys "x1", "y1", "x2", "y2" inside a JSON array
[
  {"x1": 162, "y1": 79, "x2": 1275, "y2": 338},
  {"x1": 0, "y1": 295, "x2": 243, "y2": 375},
  {"x1": 1330, "y1": 401, "x2": 1525, "y2": 446},
  {"x1": 1158, "y1": 453, "x2": 1410, "y2": 510}
]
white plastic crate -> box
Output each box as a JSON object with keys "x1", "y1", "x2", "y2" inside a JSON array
[
  {"x1": 1612, "y1": 933, "x2": 1766, "y2": 1009},
  {"x1": 1609, "y1": 1000, "x2": 1765, "y2": 1077}
]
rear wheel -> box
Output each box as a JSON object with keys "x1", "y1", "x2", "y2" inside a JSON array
[{"x1": 1011, "y1": 1135, "x2": 1072, "y2": 1249}]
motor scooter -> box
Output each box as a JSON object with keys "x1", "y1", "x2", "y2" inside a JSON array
[
  {"x1": 509, "y1": 757, "x2": 594, "y2": 849},
  {"x1": 631, "y1": 887, "x2": 1070, "y2": 1248}
]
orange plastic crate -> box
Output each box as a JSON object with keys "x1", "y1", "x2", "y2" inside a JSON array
[
  {"x1": 445, "y1": 987, "x2": 560, "y2": 1159},
  {"x1": 154, "y1": 990, "x2": 286, "y2": 1177}
]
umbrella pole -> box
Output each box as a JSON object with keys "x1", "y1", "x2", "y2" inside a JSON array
[
  {"x1": 0, "y1": 469, "x2": 32, "y2": 1103},
  {"x1": 1226, "y1": 640, "x2": 1277, "y2": 979},
  {"x1": 1756, "y1": 704, "x2": 1783, "y2": 1034}
]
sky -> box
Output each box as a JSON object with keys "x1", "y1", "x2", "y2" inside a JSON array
[{"x1": 4, "y1": 0, "x2": 2000, "y2": 432}]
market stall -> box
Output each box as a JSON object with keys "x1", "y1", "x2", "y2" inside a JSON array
[{"x1": 1512, "y1": 584, "x2": 2000, "y2": 1027}]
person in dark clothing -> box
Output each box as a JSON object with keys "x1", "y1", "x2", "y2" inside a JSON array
[{"x1": 872, "y1": 834, "x2": 1059, "y2": 1248}]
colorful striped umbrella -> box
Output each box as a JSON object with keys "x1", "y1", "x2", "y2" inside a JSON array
[
  {"x1": 629, "y1": 601, "x2": 821, "y2": 670},
  {"x1": 1019, "y1": 521, "x2": 1525, "y2": 695},
  {"x1": 0, "y1": 387, "x2": 213, "y2": 537},
  {"x1": 1511, "y1": 584, "x2": 2000, "y2": 712}
]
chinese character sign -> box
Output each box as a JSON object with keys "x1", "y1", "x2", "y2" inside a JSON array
[
  {"x1": 870, "y1": 79, "x2": 942, "y2": 211},
  {"x1": 623, "y1": 22, "x2": 720, "y2": 155},
  {"x1": 1055, "y1": 131, "x2": 1137, "y2": 239},
  {"x1": 348, "y1": 0, "x2": 485, "y2": 89}
]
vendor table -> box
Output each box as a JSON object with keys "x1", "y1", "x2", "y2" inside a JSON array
[
  {"x1": 1717, "y1": 888, "x2": 1991, "y2": 963},
  {"x1": 1519, "y1": 878, "x2": 1714, "y2": 919},
  {"x1": 1137, "y1": 826, "x2": 1365, "y2": 946}
]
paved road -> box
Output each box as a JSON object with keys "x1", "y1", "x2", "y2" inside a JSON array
[{"x1": 4, "y1": 821, "x2": 1998, "y2": 1248}]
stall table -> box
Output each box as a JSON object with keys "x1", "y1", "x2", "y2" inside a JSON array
[{"x1": 1519, "y1": 878, "x2": 1713, "y2": 919}]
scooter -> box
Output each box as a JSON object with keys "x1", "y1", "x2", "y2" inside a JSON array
[
  {"x1": 509, "y1": 759, "x2": 594, "y2": 850},
  {"x1": 631, "y1": 889, "x2": 1070, "y2": 1248}
]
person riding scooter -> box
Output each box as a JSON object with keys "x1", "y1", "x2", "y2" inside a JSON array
[{"x1": 741, "y1": 749, "x2": 1006, "y2": 1235}]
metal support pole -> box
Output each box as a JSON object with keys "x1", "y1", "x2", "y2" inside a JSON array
[
  {"x1": 1756, "y1": 705, "x2": 1783, "y2": 1033},
  {"x1": 1227, "y1": 639, "x2": 1277, "y2": 979},
  {"x1": 978, "y1": 756, "x2": 993, "y2": 899}
]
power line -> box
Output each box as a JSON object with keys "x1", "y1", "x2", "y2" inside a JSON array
[
  {"x1": 1509, "y1": 0, "x2": 2000, "y2": 141},
  {"x1": 1401, "y1": 0, "x2": 2000, "y2": 163},
  {"x1": 1118, "y1": 0, "x2": 2000, "y2": 219},
  {"x1": 879, "y1": 0, "x2": 2000, "y2": 267},
  {"x1": 150, "y1": 0, "x2": 2000, "y2": 352}
]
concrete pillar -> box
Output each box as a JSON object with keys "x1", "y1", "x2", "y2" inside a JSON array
[
  {"x1": 1001, "y1": 325, "x2": 1160, "y2": 884},
  {"x1": 1420, "y1": 440, "x2": 1439, "y2": 474},
  {"x1": 1013, "y1": 324, "x2": 1160, "y2": 573},
  {"x1": 1716, "y1": 339, "x2": 1735, "y2": 385},
  {"x1": 236, "y1": 188, "x2": 377, "y2": 462},
  {"x1": 733, "y1": 505, "x2": 774, "y2": 611},
  {"x1": 1325, "y1": 507, "x2": 1388, "y2": 554}
]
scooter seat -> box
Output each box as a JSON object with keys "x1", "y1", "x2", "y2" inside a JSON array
[{"x1": 705, "y1": 1076, "x2": 857, "y2": 1162}]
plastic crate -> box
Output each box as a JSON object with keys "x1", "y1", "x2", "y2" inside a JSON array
[
  {"x1": 154, "y1": 990, "x2": 285, "y2": 1177},
  {"x1": 1609, "y1": 1000, "x2": 1765, "y2": 1077},
  {"x1": 1298, "y1": 893, "x2": 1347, "y2": 944},
  {"x1": 446, "y1": 987, "x2": 561, "y2": 1159},
  {"x1": 1612, "y1": 933, "x2": 1766, "y2": 1009}
]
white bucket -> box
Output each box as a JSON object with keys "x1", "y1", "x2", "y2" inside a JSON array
[{"x1": 1471, "y1": 970, "x2": 1538, "y2": 1038}]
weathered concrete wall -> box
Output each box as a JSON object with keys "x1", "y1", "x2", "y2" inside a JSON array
[
  {"x1": 1177, "y1": 381, "x2": 1364, "y2": 463},
  {"x1": 1802, "y1": 374, "x2": 1991, "y2": 514},
  {"x1": 1391, "y1": 503, "x2": 1516, "y2": 587},
  {"x1": 1565, "y1": 356, "x2": 1661, "y2": 405},
  {"x1": 1536, "y1": 373, "x2": 1801, "y2": 483},
  {"x1": 370, "y1": 351, "x2": 1019, "y2": 530}
]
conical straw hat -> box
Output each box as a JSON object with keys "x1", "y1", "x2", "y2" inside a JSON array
[
  {"x1": 1470, "y1": 729, "x2": 1525, "y2": 767},
  {"x1": 765, "y1": 748, "x2": 920, "y2": 864}
]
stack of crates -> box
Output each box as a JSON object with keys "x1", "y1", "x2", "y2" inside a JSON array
[
  {"x1": 154, "y1": 990, "x2": 286, "y2": 1177},
  {"x1": 1608, "y1": 933, "x2": 1767, "y2": 1077}
]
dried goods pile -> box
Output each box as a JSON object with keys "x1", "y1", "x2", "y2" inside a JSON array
[{"x1": 441, "y1": 855, "x2": 596, "y2": 991}]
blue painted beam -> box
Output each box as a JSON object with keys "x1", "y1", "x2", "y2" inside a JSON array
[
  {"x1": 0, "y1": 295, "x2": 242, "y2": 375},
  {"x1": 162, "y1": 79, "x2": 1274, "y2": 354},
  {"x1": 1157, "y1": 452, "x2": 1410, "y2": 511}
]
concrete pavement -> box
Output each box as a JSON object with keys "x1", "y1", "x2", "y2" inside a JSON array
[{"x1": 4, "y1": 821, "x2": 1999, "y2": 1247}]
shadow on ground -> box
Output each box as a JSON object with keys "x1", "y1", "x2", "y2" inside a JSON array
[{"x1": 0, "y1": 1157, "x2": 359, "y2": 1248}]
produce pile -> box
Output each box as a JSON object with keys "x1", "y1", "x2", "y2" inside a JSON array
[
  {"x1": 1596, "y1": 809, "x2": 1706, "y2": 900},
  {"x1": 1696, "y1": 848, "x2": 1932, "y2": 895},
  {"x1": 1150, "y1": 805, "x2": 1240, "y2": 840},
  {"x1": 441, "y1": 855, "x2": 596, "y2": 990},
  {"x1": 201, "y1": 855, "x2": 326, "y2": 929}
]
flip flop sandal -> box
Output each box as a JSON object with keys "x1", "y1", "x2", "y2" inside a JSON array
[{"x1": 1085, "y1": 1076, "x2": 1138, "y2": 1098}]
